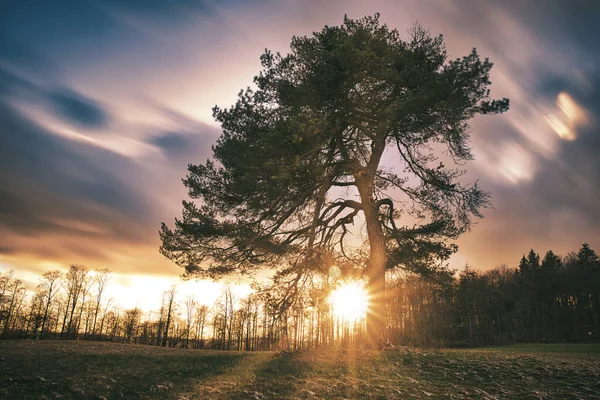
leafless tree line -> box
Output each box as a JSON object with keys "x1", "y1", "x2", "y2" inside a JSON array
[
  {"x1": 0, "y1": 265, "x2": 360, "y2": 350},
  {"x1": 1, "y1": 242, "x2": 599, "y2": 349}
]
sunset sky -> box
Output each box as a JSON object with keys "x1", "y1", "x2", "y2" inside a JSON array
[{"x1": 1, "y1": 0, "x2": 599, "y2": 309}]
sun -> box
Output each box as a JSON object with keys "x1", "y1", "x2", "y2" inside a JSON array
[{"x1": 329, "y1": 281, "x2": 369, "y2": 323}]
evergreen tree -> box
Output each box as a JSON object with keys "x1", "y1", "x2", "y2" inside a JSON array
[{"x1": 160, "y1": 14, "x2": 509, "y2": 342}]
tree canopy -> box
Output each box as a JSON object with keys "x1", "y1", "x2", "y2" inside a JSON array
[{"x1": 160, "y1": 14, "x2": 509, "y2": 340}]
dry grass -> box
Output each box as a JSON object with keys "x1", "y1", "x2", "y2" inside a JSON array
[{"x1": 1, "y1": 340, "x2": 599, "y2": 399}]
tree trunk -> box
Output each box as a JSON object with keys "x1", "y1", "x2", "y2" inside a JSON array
[
  {"x1": 40, "y1": 297, "x2": 52, "y2": 339},
  {"x1": 357, "y1": 176, "x2": 387, "y2": 346},
  {"x1": 60, "y1": 291, "x2": 73, "y2": 338},
  {"x1": 92, "y1": 303, "x2": 101, "y2": 339},
  {"x1": 162, "y1": 301, "x2": 173, "y2": 347}
]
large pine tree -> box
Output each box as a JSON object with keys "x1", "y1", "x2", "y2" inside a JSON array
[{"x1": 160, "y1": 14, "x2": 509, "y2": 342}]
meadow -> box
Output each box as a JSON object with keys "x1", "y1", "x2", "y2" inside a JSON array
[{"x1": 1, "y1": 341, "x2": 599, "y2": 399}]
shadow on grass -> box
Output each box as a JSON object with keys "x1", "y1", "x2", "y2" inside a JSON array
[
  {"x1": 232, "y1": 351, "x2": 314, "y2": 399},
  {"x1": 1, "y1": 341, "x2": 247, "y2": 399}
]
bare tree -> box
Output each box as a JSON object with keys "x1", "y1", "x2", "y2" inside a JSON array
[
  {"x1": 98, "y1": 297, "x2": 114, "y2": 339},
  {"x1": 0, "y1": 270, "x2": 15, "y2": 332},
  {"x1": 61, "y1": 265, "x2": 89, "y2": 339},
  {"x1": 91, "y1": 269, "x2": 111, "y2": 339},
  {"x1": 162, "y1": 285, "x2": 177, "y2": 347},
  {"x1": 74, "y1": 273, "x2": 92, "y2": 338},
  {"x1": 1, "y1": 276, "x2": 26, "y2": 337},
  {"x1": 122, "y1": 308, "x2": 142, "y2": 343},
  {"x1": 38, "y1": 270, "x2": 62, "y2": 339},
  {"x1": 184, "y1": 295, "x2": 196, "y2": 348},
  {"x1": 193, "y1": 304, "x2": 209, "y2": 348}
]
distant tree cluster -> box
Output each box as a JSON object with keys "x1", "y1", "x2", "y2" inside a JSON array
[
  {"x1": 386, "y1": 243, "x2": 600, "y2": 346},
  {"x1": 1, "y1": 243, "x2": 598, "y2": 349},
  {"x1": 0, "y1": 266, "x2": 111, "y2": 341}
]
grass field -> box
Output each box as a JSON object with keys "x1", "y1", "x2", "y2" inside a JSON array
[{"x1": 1, "y1": 341, "x2": 599, "y2": 399}]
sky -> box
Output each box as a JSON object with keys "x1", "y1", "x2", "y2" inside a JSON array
[{"x1": 1, "y1": 0, "x2": 599, "y2": 308}]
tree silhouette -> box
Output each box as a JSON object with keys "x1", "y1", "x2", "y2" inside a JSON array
[
  {"x1": 2, "y1": 243, "x2": 600, "y2": 347},
  {"x1": 160, "y1": 14, "x2": 509, "y2": 342},
  {"x1": 91, "y1": 269, "x2": 111, "y2": 339},
  {"x1": 38, "y1": 270, "x2": 62, "y2": 339},
  {"x1": 162, "y1": 285, "x2": 177, "y2": 347}
]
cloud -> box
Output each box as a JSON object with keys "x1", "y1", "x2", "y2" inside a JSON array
[
  {"x1": 141, "y1": 98, "x2": 220, "y2": 166},
  {"x1": 0, "y1": 96, "x2": 178, "y2": 275},
  {"x1": 0, "y1": 59, "x2": 158, "y2": 271},
  {"x1": 423, "y1": 0, "x2": 600, "y2": 267},
  {"x1": 46, "y1": 88, "x2": 109, "y2": 128},
  {"x1": 0, "y1": 100, "x2": 151, "y2": 239},
  {"x1": 2, "y1": 0, "x2": 600, "y2": 285},
  {"x1": 151, "y1": 130, "x2": 216, "y2": 170},
  {"x1": 150, "y1": 128, "x2": 219, "y2": 169},
  {"x1": 0, "y1": 48, "x2": 217, "y2": 276},
  {"x1": 0, "y1": 246, "x2": 14, "y2": 255}
]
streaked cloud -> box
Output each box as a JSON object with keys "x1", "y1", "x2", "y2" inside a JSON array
[
  {"x1": 0, "y1": 0, "x2": 599, "y2": 302},
  {"x1": 46, "y1": 88, "x2": 109, "y2": 129}
]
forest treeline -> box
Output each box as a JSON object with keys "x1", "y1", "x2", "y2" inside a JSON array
[
  {"x1": 388, "y1": 243, "x2": 600, "y2": 346},
  {"x1": 1, "y1": 243, "x2": 599, "y2": 349}
]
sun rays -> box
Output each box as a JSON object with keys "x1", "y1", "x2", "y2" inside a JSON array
[{"x1": 329, "y1": 281, "x2": 369, "y2": 323}]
